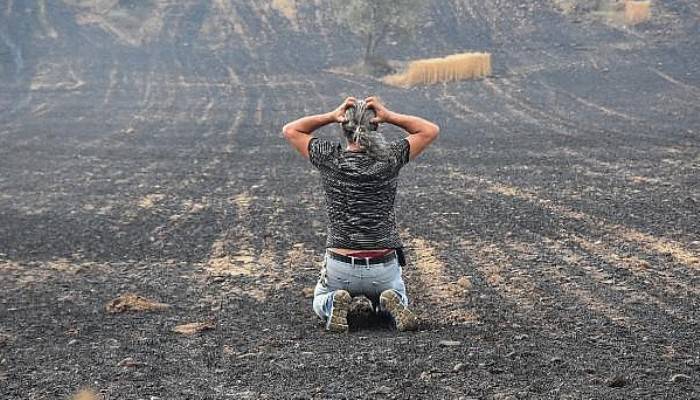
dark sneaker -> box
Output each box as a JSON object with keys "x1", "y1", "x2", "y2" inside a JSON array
[
  {"x1": 379, "y1": 290, "x2": 417, "y2": 332},
  {"x1": 326, "y1": 290, "x2": 351, "y2": 332},
  {"x1": 349, "y1": 295, "x2": 375, "y2": 320}
]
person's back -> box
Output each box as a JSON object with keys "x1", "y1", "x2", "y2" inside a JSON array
[
  {"x1": 308, "y1": 137, "x2": 410, "y2": 250},
  {"x1": 282, "y1": 96, "x2": 439, "y2": 332}
]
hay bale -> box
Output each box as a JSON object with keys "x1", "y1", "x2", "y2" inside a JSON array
[
  {"x1": 384, "y1": 52, "x2": 492, "y2": 87},
  {"x1": 105, "y1": 292, "x2": 170, "y2": 313},
  {"x1": 624, "y1": 1, "x2": 651, "y2": 25}
]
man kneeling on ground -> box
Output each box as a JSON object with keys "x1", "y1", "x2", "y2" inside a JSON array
[{"x1": 282, "y1": 96, "x2": 439, "y2": 332}]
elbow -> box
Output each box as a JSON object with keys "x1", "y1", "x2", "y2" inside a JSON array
[
  {"x1": 429, "y1": 122, "x2": 440, "y2": 138},
  {"x1": 282, "y1": 123, "x2": 295, "y2": 140}
]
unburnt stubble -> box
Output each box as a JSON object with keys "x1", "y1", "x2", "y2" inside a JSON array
[
  {"x1": 384, "y1": 52, "x2": 492, "y2": 87},
  {"x1": 624, "y1": 1, "x2": 651, "y2": 25}
]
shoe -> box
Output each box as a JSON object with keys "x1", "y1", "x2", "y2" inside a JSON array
[
  {"x1": 325, "y1": 290, "x2": 351, "y2": 332},
  {"x1": 349, "y1": 295, "x2": 375, "y2": 320},
  {"x1": 379, "y1": 290, "x2": 417, "y2": 332}
]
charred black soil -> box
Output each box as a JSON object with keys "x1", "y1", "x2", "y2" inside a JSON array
[{"x1": 0, "y1": 1, "x2": 698, "y2": 399}]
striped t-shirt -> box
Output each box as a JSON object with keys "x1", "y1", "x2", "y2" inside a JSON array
[{"x1": 308, "y1": 137, "x2": 411, "y2": 249}]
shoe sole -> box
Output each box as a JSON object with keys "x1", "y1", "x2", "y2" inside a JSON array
[
  {"x1": 326, "y1": 290, "x2": 351, "y2": 332},
  {"x1": 380, "y1": 291, "x2": 418, "y2": 332}
]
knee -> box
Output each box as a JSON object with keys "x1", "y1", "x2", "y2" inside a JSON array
[{"x1": 312, "y1": 293, "x2": 330, "y2": 319}]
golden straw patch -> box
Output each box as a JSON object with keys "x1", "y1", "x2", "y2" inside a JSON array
[
  {"x1": 624, "y1": 1, "x2": 651, "y2": 25},
  {"x1": 384, "y1": 52, "x2": 492, "y2": 87}
]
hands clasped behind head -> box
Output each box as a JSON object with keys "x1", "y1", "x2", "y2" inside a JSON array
[
  {"x1": 339, "y1": 96, "x2": 389, "y2": 160},
  {"x1": 342, "y1": 98, "x2": 378, "y2": 134}
]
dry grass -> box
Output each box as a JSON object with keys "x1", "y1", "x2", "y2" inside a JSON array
[
  {"x1": 271, "y1": 0, "x2": 297, "y2": 22},
  {"x1": 552, "y1": 0, "x2": 578, "y2": 14},
  {"x1": 555, "y1": 1, "x2": 651, "y2": 27},
  {"x1": 405, "y1": 235, "x2": 478, "y2": 323},
  {"x1": 458, "y1": 238, "x2": 542, "y2": 310},
  {"x1": 138, "y1": 193, "x2": 165, "y2": 209},
  {"x1": 481, "y1": 177, "x2": 698, "y2": 270},
  {"x1": 625, "y1": 1, "x2": 651, "y2": 25},
  {"x1": 105, "y1": 292, "x2": 170, "y2": 313},
  {"x1": 383, "y1": 52, "x2": 492, "y2": 87},
  {"x1": 67, "y1": 0, "x2": 167, "y2": 46},
  {"x1": 173, "y1": 321, "x2": 215, "y2": 336}
]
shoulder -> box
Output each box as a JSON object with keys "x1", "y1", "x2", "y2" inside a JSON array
[
  {"x1": 389, "y1": 138, "x2": 410, "y2": 153},
  {"x1": 308, "y1": 138, "x2": 340, "y2": 169},
  {"x1": 388, "y1": 138, "x2": 410, "y2": 167}
]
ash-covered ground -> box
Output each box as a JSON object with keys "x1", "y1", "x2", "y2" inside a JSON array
[{"x1": 0, "y1": 1, "x2": 698, "y2": 399}]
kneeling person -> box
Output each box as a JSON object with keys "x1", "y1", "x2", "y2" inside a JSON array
[{"x1": 282, "y1": 96, "x2": 440, "y2": 332}]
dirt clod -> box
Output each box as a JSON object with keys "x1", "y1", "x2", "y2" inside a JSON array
[
  {"x1": 117, "y1": 357, "x2": 143, "y2": 368},
  {"x1": 606, "y1": 375, "x2": 627, "y2": 388},
  {"x1": 72, "y1": 388, "x2": 102, "y2": 400},
  {"x1": 173, "y1": 322, "x2": 216, "y2": 336},
  {"x1": 669, "y1": 373, "x2": 691, "y2": 383},
  {"x1": 301, "y1": 287, "x2": 315, "y2": 298},
  {"x1": 105, "y1": 293, "x2": 170, "y2": 313},
  {"x1": 371, "y1": 385, "x2": 392, "y2": 395},
  {"x1": 456, "y1": 276, "x2": 472, "y2": 290}
]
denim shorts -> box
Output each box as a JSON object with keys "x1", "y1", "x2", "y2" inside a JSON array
[{"x1": 312, "y1": 250, "x2": 409, "y2": 320}]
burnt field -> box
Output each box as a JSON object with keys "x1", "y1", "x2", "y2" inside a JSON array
[{"x1": 0, "y1": 1, "x2": 698, "y2": 399}]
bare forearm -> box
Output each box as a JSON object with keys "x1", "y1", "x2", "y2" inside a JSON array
[
  {"x1": 385, "y1": 111, "x2": 439, "y2": 136},
  {"x1": 283, "y1": 112, "x2": 335, "y2": 135}
]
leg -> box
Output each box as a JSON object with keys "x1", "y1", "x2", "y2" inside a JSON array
[
  {"x1": 353, "y1": 259, "x2": 409, "y2": 308},
  {"x1": 385, "y1": 264, "x2": 410, "y2": 306},
  {"x1": 312, "y1": 255, "x2": 352, "y2": 332},
  {"x1": 312, "y1": 269, "x2": 333, "y2": 320},
  {"x1": 376, "y1": 262, "x2": 417, "y2": 331},
  {"x1": 379, "y1": 288, "x2": 417, "y2": 331}
]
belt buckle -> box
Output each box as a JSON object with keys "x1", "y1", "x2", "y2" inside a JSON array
[{"x1": 350, "y1": 256, "x2": 371, "y2": 269}]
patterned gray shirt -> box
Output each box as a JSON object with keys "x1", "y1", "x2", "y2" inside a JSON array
[{"x1": 308, "y1": 137, "x2": 411, "y2": 249}]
